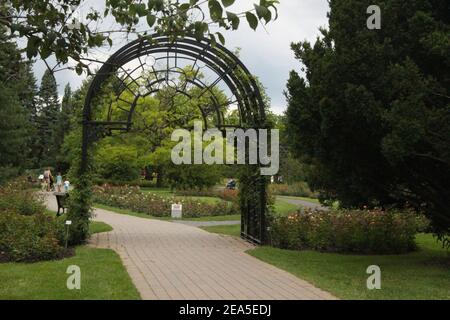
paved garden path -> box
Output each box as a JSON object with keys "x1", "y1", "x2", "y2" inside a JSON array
[{"x1": 46, "y1": 196, "x2": 336, "y2": 300}]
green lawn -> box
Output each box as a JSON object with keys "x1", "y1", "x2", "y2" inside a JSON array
[
  {"x1": 140, "y1": 187, "x2": 174, "y2": 196},
  {"x1": 201, "y1": 224, "x2": 241, "y2": 237},
  {"x1": 183, "y1": 196, "x2": 223, "y2": 204},
  {"x1": 249, "y1": 234, "x2": 450, "y2": 300},
  {"x1": 0, "y1": 220, "x2": 140, "y2": 300},
  {"x1": 89, "y1": 221, "x2": 113, "y2": 234},
  {"x1": 0, "y1": 246, "x2": 140, "y2": 300},
  {"x1": 273, "y1": 199, "x2": 298, "y2": 216},
  {"x1": 45, "y1": 209, "x2": 114, "y2": 234},
  {"x1": 188, "y1": 214, "x2": 241, "y2": 222},
  {"x1": 277, "y1": 195, "x2": 321, "y2": 204}
]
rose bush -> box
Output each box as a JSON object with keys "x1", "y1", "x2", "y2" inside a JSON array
[
  {"x1": 176, "y1": 188, "x2": 239, "y2": 203},
  {"x1": 0, "y1": 212, "x2": 65, "y2": 262},
  {"x1": 93, "y1": 185, "x2": 239, "y2": 218},
  {"x1": 0, "y1": 179, "x2": 45, "y2": 216},
  {"x1": 0, "y1": 179, "x2": 66, "y2": 262},
  {"x1": 269, "y1": 208, "x2": 429, "y2": 254}
]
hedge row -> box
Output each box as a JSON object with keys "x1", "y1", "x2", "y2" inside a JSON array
[{"x1": 269, "y1": 209, "x2": 429, "y2": 254}]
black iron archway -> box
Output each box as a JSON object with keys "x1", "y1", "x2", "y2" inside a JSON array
[{"x1": 81, "y1": 34, "x2": 268, "y2": 244}]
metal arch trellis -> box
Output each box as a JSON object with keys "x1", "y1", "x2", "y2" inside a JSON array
[{"x1": 81, "y1": 34, "x2": 268, "y2": 244}]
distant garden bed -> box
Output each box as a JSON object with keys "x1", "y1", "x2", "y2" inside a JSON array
[
  {"x1": 92, "y1": 185, "x2": 239, "y2": 218},
  {"x1": 269, "y1": 182, "x2": 317, "y2": 198}
]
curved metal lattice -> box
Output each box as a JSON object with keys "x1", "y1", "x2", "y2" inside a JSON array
[
  {"x1": 83, "y1": 35, "x2": 266, "y2": 134},
  {"x1": 81, "y1": 34, "x2": 268, "y2": 244}
]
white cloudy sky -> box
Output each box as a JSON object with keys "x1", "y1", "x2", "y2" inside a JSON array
[{"x1": 32, "y1": 0, "x2": 330, "y2": 115}]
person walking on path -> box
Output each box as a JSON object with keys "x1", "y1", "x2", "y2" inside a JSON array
[
  {"x1": 64, "y1": 179, "x2": 70, "y2": 192},
  {"x1": 43, "y1": 168, "x2": 52, "y2": 192},
  {"x1": 56, "y1": 173, "x2": 63, "y2": 192}
]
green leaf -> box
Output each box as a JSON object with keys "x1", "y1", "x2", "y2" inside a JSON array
[
  {"x1": 147, "y1": 14, "x2": 157, "y2": 27},
  {"x1": 26, "y1": 36, "x2": 41, "y2": 59},
  {"x1": 194, "y1": 21, "x2": 208, "y2": 40},
  {"x1": 246, "y1": 12, "x2": 258, "y2": 30},
  {"x1": 209, "y1": 33, "x2": 217, "y2": 47},
  {"x1": 148, "y1": 0, "x2": 164, "y2": 11},
  {"x1": 180, "y1": 3, "x2": 191, "y2": 11},
  {"x1": 263, "y1": 0, "x2": 279, "y2": 19},
  {"x1": 216, "y1": 32, "x2": 225, "y2": 45},
  {"x1": 154, "y1": 0, "x2": 164, "y2": 11},
  {"x1": 190, "y1": 0, "x2": 200, "y2": 5},
  {"x1": 47, "y1": 31, "x2": 57, "y2": 45},
  {"x1": 208, "y1": 0, "x2": 223, "y2": 22},
  {"x1": 226, "y1": 11, "x2": 240, "y2": 30},
  {"x1": 75, "y1": 64, "x2": 83, "y2": 75},
  {"x1": 221, "y1": 0, "x2": 235, "y2": 7},
  {"x1": 254, "y1": 4, "x2": 270, "y2": 21},
  {"x1": 40, "y1": 45, "x2": 52, "y2": 60},
  {"x1": 136, "y1": 4, "x2": 148, "y2": 17}
]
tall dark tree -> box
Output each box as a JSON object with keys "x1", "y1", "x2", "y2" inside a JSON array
[
  {"x1": 286, "y1": 0, "x2": 450, "y2": 239},
  {"x1": 36, "y1": 70, "x2": 60, "y2": 167},
  {"x1": 0, "y1": 26, "x2": 36, "y2": 182},
  {"x1": 0, "y1": 84, "x2": 29, "y2": 183},
  {"x1": 53, "y1": 84, "x2": 74, "y2": 172}
]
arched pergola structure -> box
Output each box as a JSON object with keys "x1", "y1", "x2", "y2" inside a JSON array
[{"x1": 80, "y1": 34, "x2": 269, "y2": 244}]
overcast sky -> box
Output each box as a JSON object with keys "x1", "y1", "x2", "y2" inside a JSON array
[{"x1": 32, "y1": 0, "x2": 330, "y2": 115}]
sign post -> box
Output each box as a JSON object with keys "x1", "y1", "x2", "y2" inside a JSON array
[
  {"x1": 65, "y1": 220, "x2": 72, "y2": 250},
  {"x1": 171, "y1": 203, "x2": 182, "y2": 219}
]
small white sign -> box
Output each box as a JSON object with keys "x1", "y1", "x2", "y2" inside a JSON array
[
  {"x1": 171, "y1": 204, "x2": 182, "y2": 219},
  {"x1": 66, "y1": 220, "x2": 72, "y2": 225}
]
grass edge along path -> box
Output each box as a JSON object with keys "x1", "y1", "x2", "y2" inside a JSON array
[
  {"x1": 200, "y1": 225, "x2": 449, "y2": 300},
  {"x1": 0, "y1": 218, "x2": 141, "y2": 300},
  {"x1": 201, "y1": 224, "x2": 241, "y2": 237},
  {"x1": 251, "y1": 233, "x2": 450, "y2": 300}
]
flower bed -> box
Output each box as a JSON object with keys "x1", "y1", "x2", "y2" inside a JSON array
[
  {"x1": 92, "y1": 185, "x2": 239, "y2": 218},
  {"x1": 176, "y1": 188, "x2": 238, "y2": 203},
  {"x1": 269, "y1": 208, "x2": 429, "y2": 254},
  {"x1": 0, "y1": 179, "x2": 66, "y2": 262}
]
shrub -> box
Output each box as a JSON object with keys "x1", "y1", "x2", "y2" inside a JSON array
[
  {"x1": 0, "y1": 212, "x2": 65, "y2": 262},
  {"x1": 92, "y1": 185, "x2": 239, "y2": 218},
  {"x1": 95, "y1": 145, "x2": 141, "y2": 181},
  {"x1": 269, "y1": 182, "x2": 316, "y2": 198},
  {"x1": 269, "y1": 208, "x2": 430, "y2": 254},
  {"x1": 0, "y1": 178, "x2": 66, "y2": 262},
  {"x1": 218, "y1": 189, "x2": 238, "y2": 202},
  {"x1": 176, "y1": 188, "x2": 239, "y2": 203},
  {"x1": 0, "y1": 178, "x2": 45, "y2": 216},
  {"x1": 176, "y1": 189, "x2": 216, "y2": 197}
]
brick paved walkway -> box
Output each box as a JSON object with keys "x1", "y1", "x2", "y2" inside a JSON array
[{"x1": 46, "y1": 195, "x2": 336, "y2": 300}]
